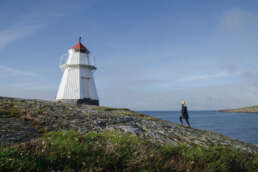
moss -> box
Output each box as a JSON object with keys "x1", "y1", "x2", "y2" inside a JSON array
[
  {"x1": 0, "y1": 107, "x2": 21, "y2": 118},
  {"x1": 119, "y1": 111, "x2": 159, "y2": 121},
  {"x1": 0, "y1": 101, "x2": 22, "y2": 117},
  {"x1": 94, "y1": 106, "x2": 130, "y2": 112},
  {"x1": 0, "y1": 102, "x2": 11, "y2": 106},
  {"x1": 35, "y1": 108, "x2": 44, "y2": 114},
  {"x1": 38, "y1": 128, "x2": 48, "y2": 133},
  {"x1": 0, "y1": 130, "x2": 257, "y2": 172},
  {"x1": 94, "y1": 106, "x2": 159, "y2": 121}
]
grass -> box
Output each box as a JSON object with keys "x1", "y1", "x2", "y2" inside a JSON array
[{"x1": 0, "y1": 130, "x2": 257, "y2": 172}]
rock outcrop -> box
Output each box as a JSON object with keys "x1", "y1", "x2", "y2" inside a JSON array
[{"x1": 1, "y1": 96, "x2": 257, "y2": 154}]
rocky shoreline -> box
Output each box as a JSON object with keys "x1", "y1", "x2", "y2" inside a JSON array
[{"x1": 1, "y1": 96, "x2": 258, "y2": 155}]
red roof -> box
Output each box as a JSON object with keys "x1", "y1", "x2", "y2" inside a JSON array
[{"x1": 72, "y1": 37, "x2": 89, "y2": 54}]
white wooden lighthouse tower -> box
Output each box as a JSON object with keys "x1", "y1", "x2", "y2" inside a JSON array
[{"x1": 56, "y1": 37, "x2": 99, "y2": 105}]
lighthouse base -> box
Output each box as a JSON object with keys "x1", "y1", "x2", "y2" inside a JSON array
[{"x1": 57, "y1": 98, "x2": 99, "y2": 106}]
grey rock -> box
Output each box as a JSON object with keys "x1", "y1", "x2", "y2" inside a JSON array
[{"x1": 0, "y1": 96, "x2": 258, "y2": 155}]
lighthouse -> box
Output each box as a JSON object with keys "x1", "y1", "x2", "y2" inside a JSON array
[{"x1": 56, "y1": 37, "x2": 99, "y2": 105}]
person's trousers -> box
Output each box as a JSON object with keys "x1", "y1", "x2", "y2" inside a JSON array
[{"x1": 179, "y1": 115, "x2": 191, "y2": 127}]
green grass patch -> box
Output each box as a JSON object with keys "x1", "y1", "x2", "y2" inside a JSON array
[{"x1": 0, "y1": 130, "x2": 257, "y2": 172}]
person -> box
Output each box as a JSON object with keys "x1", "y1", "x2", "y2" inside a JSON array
[{"x1": 179, "y1": 101, "x2": 191, "y2": 128}]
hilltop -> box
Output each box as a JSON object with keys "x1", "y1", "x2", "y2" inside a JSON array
[
  {"x1": 0, "y1": 96, "x2": 258, "y2": 171},
  {"x1": 220, "y1": 106, "x2": 258, "y2": 113}
]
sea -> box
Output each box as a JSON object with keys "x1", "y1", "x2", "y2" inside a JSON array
[{"x1": 139, "y1": 111, "x2": 258, "y2": 145}]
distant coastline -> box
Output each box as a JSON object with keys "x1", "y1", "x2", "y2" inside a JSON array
[{"x1": 220, "y1": 106, "x2": 258, "y2": 113}]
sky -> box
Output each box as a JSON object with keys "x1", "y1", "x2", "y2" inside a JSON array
[{"x1": 0, "y1": 0, "x2": 258, "y2": 110}]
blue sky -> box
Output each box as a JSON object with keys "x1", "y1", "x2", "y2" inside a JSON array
[{"x1": 1, "y1": 0, "x2": 258, "y2": 110}]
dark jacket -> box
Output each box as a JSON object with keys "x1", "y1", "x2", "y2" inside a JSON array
[{"x1": 181, "y1": 106, "x2": 189, "y2": 119}]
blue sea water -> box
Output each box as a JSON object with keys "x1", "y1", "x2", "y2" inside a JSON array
[{"x1": 139, "y1": 111, "x2": 258, "y2": 145}]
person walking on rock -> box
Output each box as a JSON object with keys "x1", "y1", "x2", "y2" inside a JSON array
[{"x1": 179, "y1": 101, "x2": 191, "y2": 128}]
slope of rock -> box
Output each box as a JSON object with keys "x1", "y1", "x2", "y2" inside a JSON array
[{"x1": 0, "y1": 96, "x2": 257, "y2": 154}]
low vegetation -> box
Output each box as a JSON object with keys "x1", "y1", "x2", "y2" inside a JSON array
[
  {"x1": 93, "y1": 106, "x2": 130, "y2": 112},
  {"x1": 1, "y1": 130, "x2": 257, "y2": 172},
  {"x1": 0, "y1": 102, "x2": 22, "y2": 118},
  {"x1": 94, "y1": 106, "x2": 158, "y2": 121}
]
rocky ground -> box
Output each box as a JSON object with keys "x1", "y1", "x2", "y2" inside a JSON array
[{"x1": 1, "y1": 96, "x2": 257, "y2": 154}]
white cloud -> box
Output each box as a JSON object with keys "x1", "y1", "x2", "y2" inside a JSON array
[
  {"x1": 0, "y1": 24, "x2": 41, "y2": 49},
  {"x1": 179, "y1": 72, "x2": 229, "y2": 82},
  {"x1": 0, "y1": 65, "x2": 38, "y2": 77}
]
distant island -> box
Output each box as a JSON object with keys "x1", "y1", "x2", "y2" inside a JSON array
[{"x1": 220, "y1": 106, "x2": 258, "y2": 113}]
